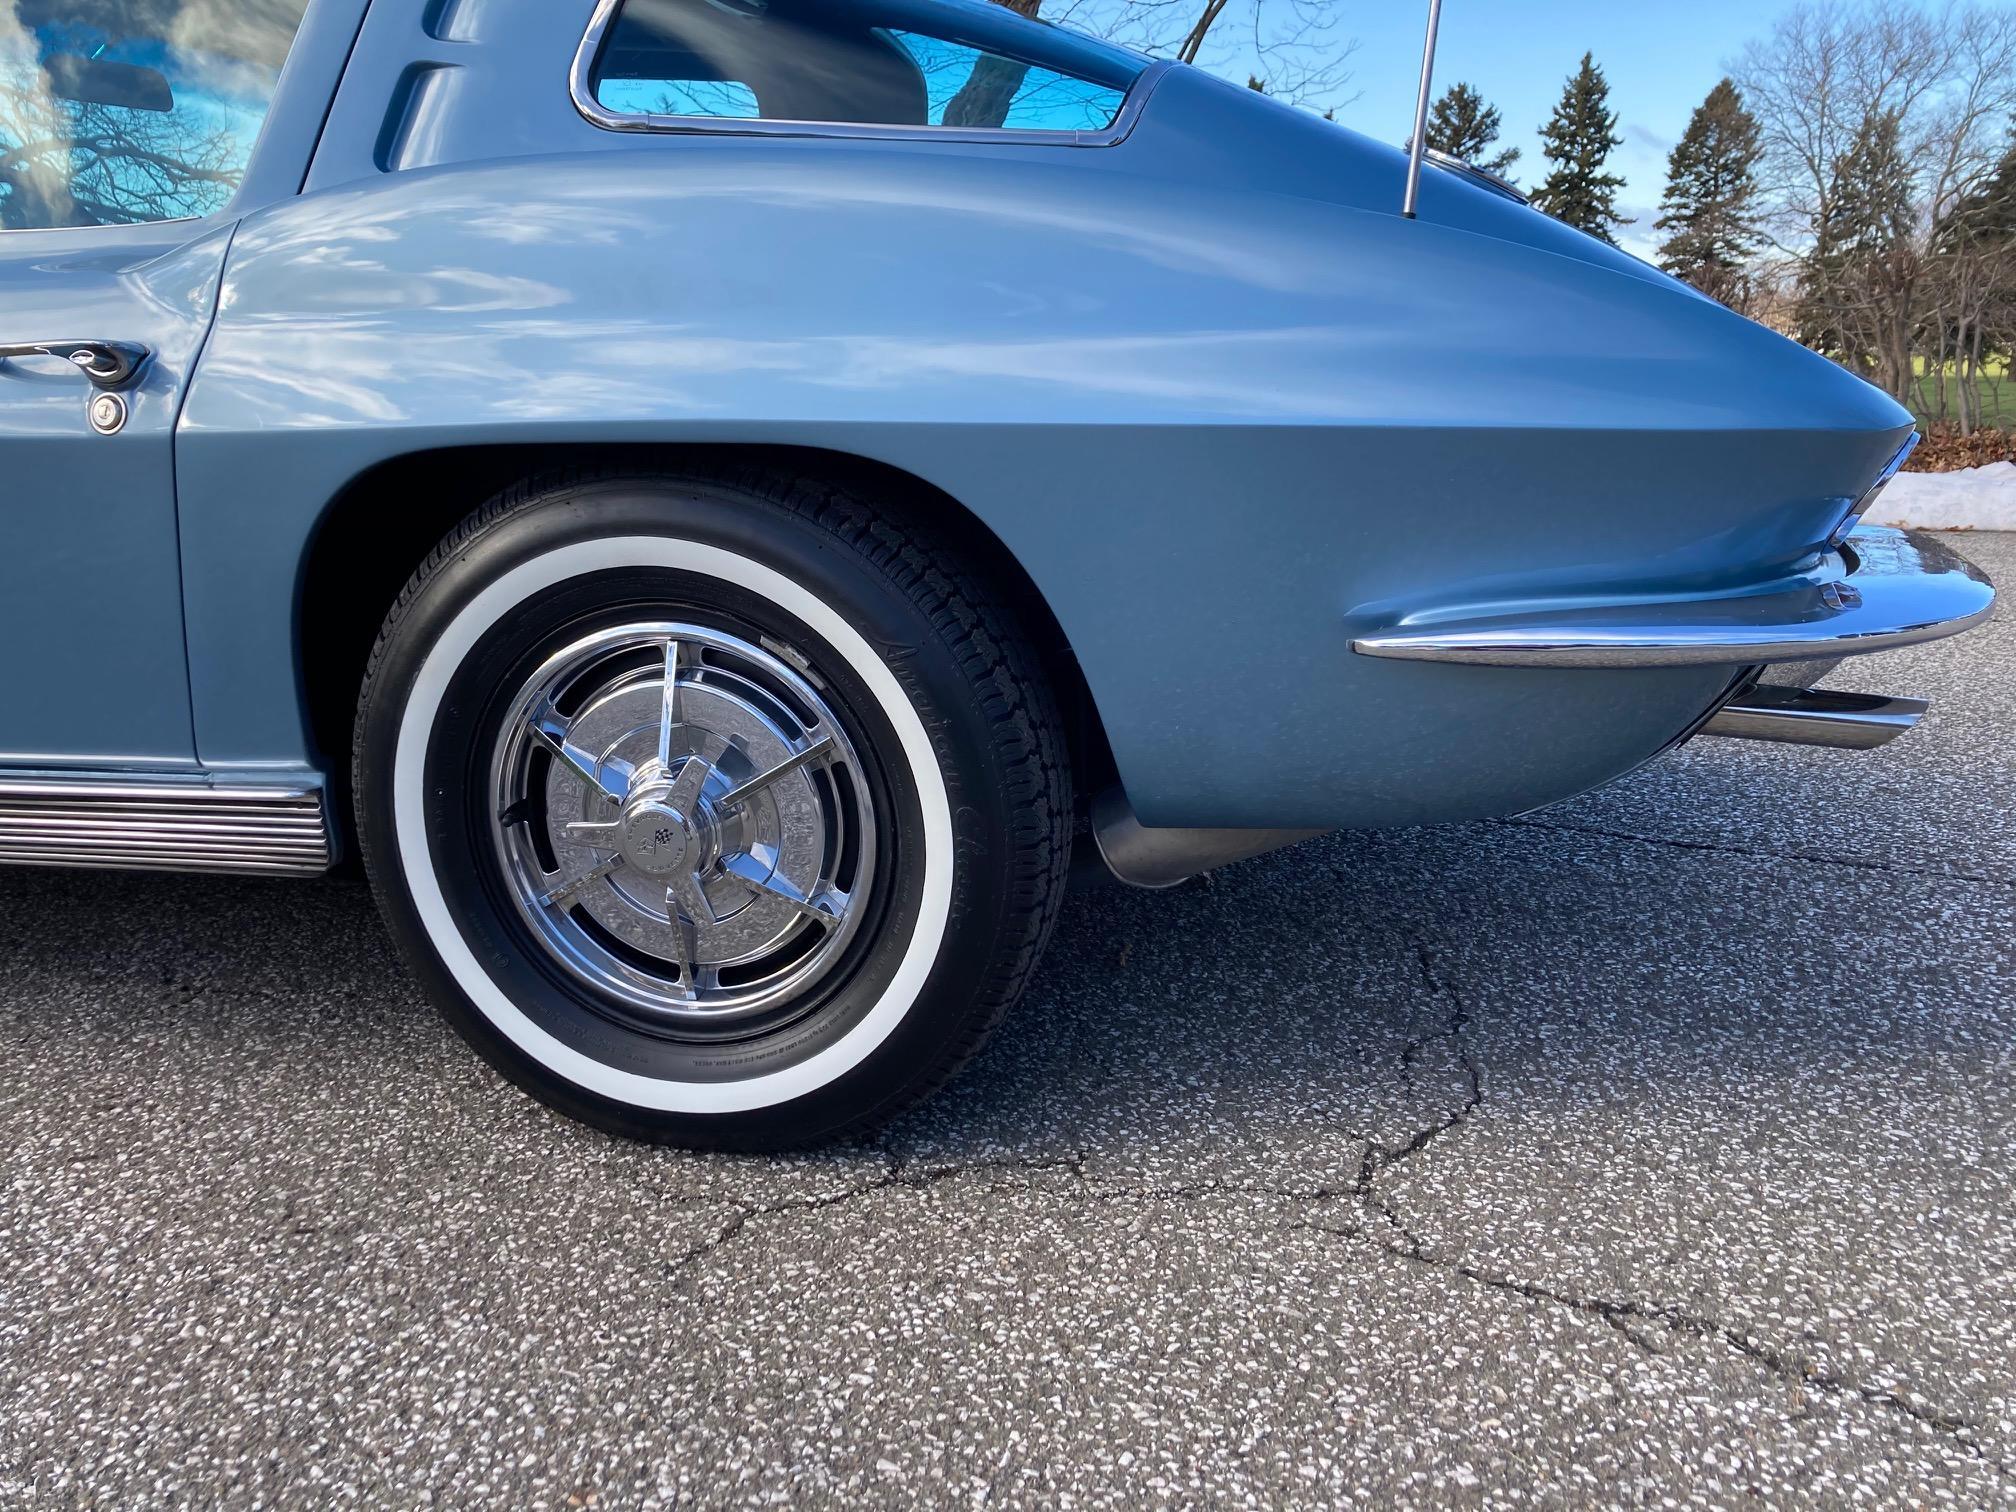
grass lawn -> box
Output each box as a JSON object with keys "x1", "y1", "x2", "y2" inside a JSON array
[{"x1": 1908, "y1": 355, "x2": 2016, "y2": 429}]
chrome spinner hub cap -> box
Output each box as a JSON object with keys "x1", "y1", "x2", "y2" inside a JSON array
[
  {"x1": 620, "y1": 797, "x2": 693, "y2": 875},
  {"x1": 489, "y1": 623, "x2": 875, "y2": 1031}
]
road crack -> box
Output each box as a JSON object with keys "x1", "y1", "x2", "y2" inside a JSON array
[
  {"x1": 1317, "y1": 935, "x2": 2007, "y2": 1469},
  {"x1": 1352, "y1": 940, "x2": 1483, "y2": 1195},
  {"x1": 647, "y1": 935, "x2": 2005, "y2": 1472},
  {"x1": 1302, "y1": 1212, "x2": 2006, "y2": 1465},
  {"x1": 665, "y1": 1149, "x2": 1089, "y2": 1276},
  {"x1": 1500, "y1": 816, "x2": 2014, "y2": 890}
]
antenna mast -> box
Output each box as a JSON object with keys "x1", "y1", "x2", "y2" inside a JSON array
[{"x1": 1402, "y1": 0, "x2": 1445, "y2": 218}]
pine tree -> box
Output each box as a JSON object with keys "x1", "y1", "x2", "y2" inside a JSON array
[
  {"x1": 1823, "y1": 109, "x2": 1914, "y2": 253},
  {"x1": 1531, "y1": 53, "x2": 1628, "y2": 244},
  {"x1": 1978, "y1": 131, "x2": 2016, "y2": 237},
  {"x1": 1424, "y1": 82, "x2": 1520, "y2": 181},
  {"x1": 1654, "y1": 79, "x2": 1762, "y2": 307},
  {"x1": 1797, "y1": 110, "x2": 1918, "y2": 394},
  {"x1": 1944, "y1": 133, "x2": 2016, "y2": 247}
]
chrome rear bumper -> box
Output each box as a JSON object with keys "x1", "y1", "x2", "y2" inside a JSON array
[{"x1": 1351, "y1": 526, "x2": 1994, "y2": 669}]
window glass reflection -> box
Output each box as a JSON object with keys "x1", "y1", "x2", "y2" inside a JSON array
[
  {"x1": 592, "y1": 0, "x2": 1137, "y2": 133},
  {"x1": 0, "y1": 0, "x2": 307, "y2": 230}
]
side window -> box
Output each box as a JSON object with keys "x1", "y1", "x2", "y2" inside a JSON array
[
  {"x1": 588, "y1": 0, "x2": 1143, "y2": 136},
  {"x1": 0, "y1": 0, "x2": 309, "y2": 231}
]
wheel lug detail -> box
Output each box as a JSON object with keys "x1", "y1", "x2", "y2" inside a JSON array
[{"x1": 495, "y1": 623, "x2": 872, "y2": 1025}]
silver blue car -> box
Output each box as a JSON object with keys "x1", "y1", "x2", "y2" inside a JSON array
[{"x1": 0, "y1": 0, "x2": 1994, "y2": 1146}]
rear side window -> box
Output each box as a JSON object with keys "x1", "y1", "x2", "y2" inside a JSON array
[
  {"x1": 586, "y1": 0, "x2": 1145, "y2": 136},
  {"x1": 0, "y1": 0, "x2": 309, "y2": 231}
]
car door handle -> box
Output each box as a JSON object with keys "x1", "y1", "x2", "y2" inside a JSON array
[{"x1": 0, "y1": 339, "x2": 151, "y2": 391}]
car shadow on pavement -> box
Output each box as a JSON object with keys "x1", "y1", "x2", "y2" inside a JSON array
[
  {"x1": 0, "y1": 791, "x2": 2001, "y2": 1179},
  {"x1": 888, "y1": 806, "x2": 2008, "y2": 1168}
]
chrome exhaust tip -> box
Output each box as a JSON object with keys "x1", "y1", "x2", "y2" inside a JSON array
[
  {"x1": 1702, "y1": 684, "x2": 1927, "y2": 750},
  {"x1": 1090, "y1": 787, "x2": 1325, "y2": 889}
]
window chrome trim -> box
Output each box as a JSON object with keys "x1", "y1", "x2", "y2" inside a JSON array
[
  {"x1": 568, "y1": 0, "x2": 1168, "y2": 147},
  {"x1": 0, "y1": 215, "x2": 207, "y2": 241},
  {"x1": 1423, "y1": 147, "x2": 1528, "y2": 205}
]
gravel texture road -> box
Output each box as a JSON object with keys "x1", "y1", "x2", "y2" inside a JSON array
[{"x1": 2, "y1": 535, "x2": 2011, "y2": 1510}]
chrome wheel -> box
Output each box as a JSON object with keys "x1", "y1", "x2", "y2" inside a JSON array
[
  {"x1": 489, "y1": 622, "x2": 876, "y2": 1032},
  {"x1": 362, "y1": 472, "x2": 1072, "y2": 1145}
]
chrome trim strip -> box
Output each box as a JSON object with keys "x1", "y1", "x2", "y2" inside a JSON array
[
  {"x1": 1702, "y1": 685, "x2": 1927, "y2": 750},
  {"x1": 1350, "y1": 526, "x2": 1996, "y2": 669},
  {"x1": 1870, "y1": 430, "x2": 1920, "y2": 498},
  {"x1": 568, "y1": 0, "x2": 1168, "y2": 147},
  {"x1": 0, "y1": 215, "x2": 204, "y2": 239},
  {"x1": 1424, "y1": 147, "x2": 1529, "y2": 205},
  {"x1": 1829, "y1": 431, "x2": 1920, "y2": 548},
  {"x1": 0, "y1": 775, "x2": 334, "y2": 876}
]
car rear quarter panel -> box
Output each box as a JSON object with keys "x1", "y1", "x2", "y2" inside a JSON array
[{"x1": 177, "y1": 109, "x2": 1907, "y2": 827}]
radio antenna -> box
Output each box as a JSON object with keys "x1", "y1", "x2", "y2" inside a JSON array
[{"x1": 1402, "y1": 0, "x2": 1445, "y2": 218}]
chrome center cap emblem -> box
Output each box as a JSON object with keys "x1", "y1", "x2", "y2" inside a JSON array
[{"x1": 619, "y1": 799, "x2": 691, "y2": 876}]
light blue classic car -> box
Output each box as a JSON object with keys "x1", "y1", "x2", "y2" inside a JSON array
[{"x1": 1, "y1": 0, "x2": 1994, "y2": 1146}]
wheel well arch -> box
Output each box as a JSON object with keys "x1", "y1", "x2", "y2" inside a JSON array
[{"x1": 299, "y1": 443, "x2": 1115, "y2": 824}]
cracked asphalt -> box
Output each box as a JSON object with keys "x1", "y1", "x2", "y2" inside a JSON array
[{"x1": 3, "y1": 533, "x2": 2012, "y2": 1509}]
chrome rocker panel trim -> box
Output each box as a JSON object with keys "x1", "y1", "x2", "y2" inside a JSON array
[
  {"x1": 1350, "y1": 526, "x2": 1995, "y2": 669},
  {"x1": 0, "y1": 774, "x2": 333, "y2": 876}
]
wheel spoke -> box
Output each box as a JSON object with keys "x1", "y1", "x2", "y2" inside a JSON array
[
  {"x1": 717, "y1": 734, "x2": 836, "y2": 811},
  {"x1": 529, "y1": 706, "x2": 625, "y2": 806},
  {"x1": 662, "y1": 886, "x2": 700, "y2": 984},
  {"x1": 658, "y1": 638, "x2": 683, "y2": 770},
  {"x1": 666, "y1": 748, "x2": 710, "y2": 816},
  {"x1": 493, "y1": 621, "x2": 874, "y2": 1024},
  {"x1": 539, "y1": 854, "x2": 624, "y2": 909},
  {"x1": 669, "y1": 866, "x2": 719, "y2": 928},
  {"x1": 722, "y1": 854, "x2": 840, "y2": 926}
]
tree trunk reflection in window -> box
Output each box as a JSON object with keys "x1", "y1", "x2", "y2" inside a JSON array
[{"x1": 0, "y1": 0, "x2": 306, "y2": 231}]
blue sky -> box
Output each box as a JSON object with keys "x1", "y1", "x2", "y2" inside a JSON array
[{"x1": 1288, "y1": 0, "x2": 1822, "y2": 257}]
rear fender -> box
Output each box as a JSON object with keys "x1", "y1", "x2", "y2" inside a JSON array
[{"x1": 179, "y1": 141, "x2": 1908, "y2": 828}]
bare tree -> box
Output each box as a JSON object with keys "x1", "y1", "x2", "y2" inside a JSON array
[
  {"x1": 1735, "y1": 1, "x2": 2016, "y2": 423},
  {"x1": 0, "y1": 3, "x2": 272, "y2": 230},
  {"x1": 0, "y1": 83, "x2": 245, "y2": 230},
  {"x1": 944, "y1": 0, "x2": 1046, "y2": 127},
  {"x1": 1044, "y1": 0, "x2": 1356, "y2": 111},
  {"x1": 1803, "y1": 108, "x2": 1920, "y2": 398},
  {"x1": 1925, "y1": 132, "x2": 2016, "y2": 431}
]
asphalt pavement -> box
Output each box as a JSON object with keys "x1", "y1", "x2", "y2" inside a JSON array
[{"x1": 3, "y1": 534, "x2": 2012, "y2": 1509}]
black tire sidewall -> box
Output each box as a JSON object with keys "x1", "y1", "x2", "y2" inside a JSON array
[
  {"x1": 357, "y1": 477, "x2": 1024, "y2": 1147},
  {"x1": 425, "y1": 563, "x2": 922, "y2": 1082}
]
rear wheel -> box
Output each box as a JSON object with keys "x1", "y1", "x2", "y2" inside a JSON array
[{"x1": 354, "y1": 470, "x2": 1070, "y2": 1148}]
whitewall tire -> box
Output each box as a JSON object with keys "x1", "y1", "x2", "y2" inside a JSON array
[{"x1": 353, "y1": 469, "x2": 1071, "y2": 1148}]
